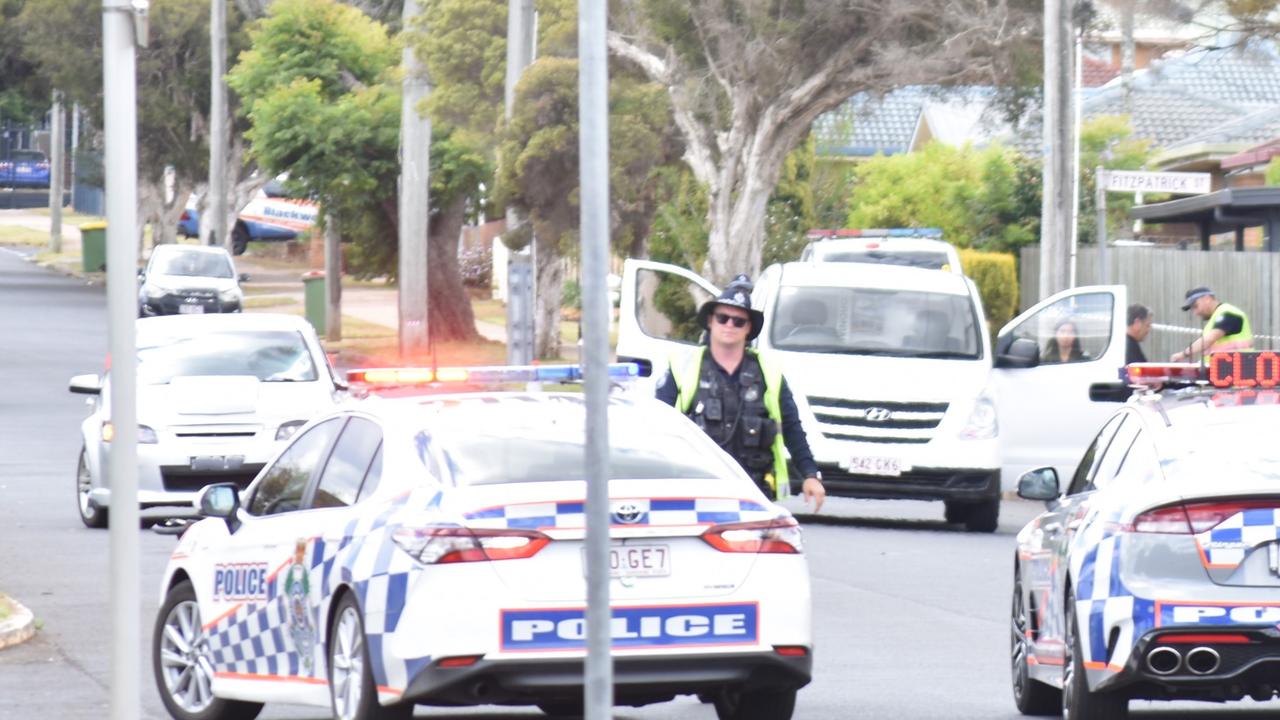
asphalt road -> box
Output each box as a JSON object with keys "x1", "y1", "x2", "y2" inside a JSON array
[{"x1": 0, "y1": 248, "x2": 1275, "y2": 719}]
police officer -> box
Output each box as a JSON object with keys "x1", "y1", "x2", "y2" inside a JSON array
[
  {"x1": 655, "y1": 275, "x2": 826, "y2": 512},
  {"x1": 1171, "y1": 286, "x2": 1253, "y2": 361}
]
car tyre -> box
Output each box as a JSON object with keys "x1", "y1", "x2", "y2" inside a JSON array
[
  {"x1": 1011, "y1": 568, "x2": 1060, "y2": 715},
  {"x1": 1063, "y1": 593, "x2": 1127, "y2": 720},
  {"x1": 231, "y1": 224, "x2": 249, "y2": 256},
  {"x1": 714, "y1": 687, "x2": 797, "y2": 720},
  {"x1": 77, "y1": 446, "x2": 108, "y2": 529},
  {"x1": 328, "y1": 593, "x2": 414, "y2": 720},
  {"x1": 153, "y1": 580, "x2": 264, "y2": 720},
  {"x1": 963, "y1": 498, "x2": 1000, "y2": 533}
]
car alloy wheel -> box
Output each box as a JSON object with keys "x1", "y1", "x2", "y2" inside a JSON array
[
  {"x1": 331, "y1": 604, "x2": 366, "y2": 720},
  {"x1": 158, "y1": 597, "x2": 216, "y2": 713},
  {"x1": 1011, "y1": 570, "x2": 1059, "y2": 715},
  {"x1": 76, "y1": 447, "x2": 107, "y2": 528}
]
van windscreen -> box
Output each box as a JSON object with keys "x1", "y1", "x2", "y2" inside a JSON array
[{"x1": 770, "y1": 286, "x2": 981, "y2": 359}]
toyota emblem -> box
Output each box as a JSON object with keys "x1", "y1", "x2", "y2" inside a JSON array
[
  {"x1": 611, "y1": 502, "x2": 643, "y2": 524},
  {"x1": 865, "y1": 407, "x2": 893, "y2": 422}
]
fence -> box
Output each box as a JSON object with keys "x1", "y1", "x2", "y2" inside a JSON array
[{"x1": 1020, "y1": 245, "x2": 1280, "y2": 361}]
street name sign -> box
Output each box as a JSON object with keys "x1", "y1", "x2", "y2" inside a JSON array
[{"x1": 1100, "y1": 170, "x2": 1211, "y2": 195}]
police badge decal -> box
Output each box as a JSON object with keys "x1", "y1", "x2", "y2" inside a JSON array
[{"x1": 283, "y1": 538, "x2": 316, "y2": 673}]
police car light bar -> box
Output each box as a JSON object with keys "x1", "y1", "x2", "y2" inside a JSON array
[
  {"x1": 1124, "y1": 352, "x2": 1280, "y2": 390},
  {"x1": 804, "y1": 228, "x2": 944, "y2": 239},
  {"x1": 346, "y1": 362, "x2": 640, "y2": 387}
]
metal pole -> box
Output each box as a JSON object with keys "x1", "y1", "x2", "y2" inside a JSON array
[
  {"x1": 209, "y1": 0, "x2": 229, "y2": 250},
  {"x1": 49, "y1": 89, "x2": 65, "y2": 253},
  {"x1": 1097, "y1": 167, "x2": 1109, "y2": 285},
  {"x1": 324, "y1": 213, "x2": 342, "y2": 341},
  {"x1": 103, "y1": 3, "x2": 140, "y2": 719},
  {"x1": 505, "y1": 0, "x2": 536, "y2": 364},
  {"x1": 1038, "y1": 0, "x2": 1059, "y2": 301},
  {"x1": 1069, "y1": 34, "x2": 1082, "y2": 288},
  {"x1": 578, "y1": 0, "x2": 612, "y2": 716},
  {"x1": 398, "y1": 0, "x2": 430, "y2": 358},
  {"x1": 71, "y1": 102, "x2": 81, "y2": 209},
  {"x1": 1039, "y1": 0, "x2": 1073, "y2": 300}
]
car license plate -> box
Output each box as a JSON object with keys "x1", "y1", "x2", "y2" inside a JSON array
[
  {"x1": 178, "y1": 303, "x2": 204, "y2": 314},
  {"x1": 592, "y1": 544, "x2": 671, "y2": 578},
  {"x1": 848, "y1": 456, "x2": 902, "y2": 476},
  {"x1": 190, "y1": 455, "x2": 244, "y2": 472}
]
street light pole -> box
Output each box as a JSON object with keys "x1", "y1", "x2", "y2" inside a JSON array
[
  {"x1": 49, "y1": 89, "x2": 65, "y2": 253},
  {"x1": 505, "y1": 0, "x2": 536, "y2": 365},
  {"x1": 209, "y1": 0, "x2": 229, "y2": 251},
  {"x1": 578, "y1": 0, "x2": 613, "y2": 717},
  {"x1": 103, "y1": 2, "x2": 142, "y2": 718}
]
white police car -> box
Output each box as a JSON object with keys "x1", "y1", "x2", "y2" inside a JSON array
[
  {"x1": 1010, "y1": 353, "x2": 1280, "y2": 719},
  {"x1": 152, "y1": 365, "x2": 812, "y2": 720}
]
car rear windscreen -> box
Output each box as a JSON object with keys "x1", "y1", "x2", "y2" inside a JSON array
[
  {"x1": 137, "y1": 330, "x2": 317, "y2": 384},
  {"x1": 421, "y1": 423, "x2": 742, "y2": 486}
]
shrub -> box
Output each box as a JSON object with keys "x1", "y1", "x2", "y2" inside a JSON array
[
  {"x1": 561, "y1": 278, "x2": 581, "y2": 310},
  {"x1": 958, "y1": 248, "x2": 1018, "y2": 335},
  {"x1": 459, "y1": 243, "x2": 492, "y2": 288}
]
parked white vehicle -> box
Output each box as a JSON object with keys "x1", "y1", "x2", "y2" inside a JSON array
[
  {"x1": 618, "y1": 259, "x2": 1132, "y2": 531},
  {"x1": 799, "y1": 229, "x2": 962, "y2": 273}
]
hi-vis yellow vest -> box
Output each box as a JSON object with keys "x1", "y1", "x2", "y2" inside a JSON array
[
  {"x1": 670, "y1": 347, "x2": 790, "y2": 498},
  {"x1": 1205, "y1": 302, "x2": 1253, "y2": 352}
]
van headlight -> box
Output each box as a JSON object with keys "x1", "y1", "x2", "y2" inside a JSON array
[
  {"x1": 219, "y1": 287, "x2": 241, "y2": 302},
  {"x1": 959, "y1": 394, "x2": 998, "y2": 440},
  {"x1": 101, "y1": 421, "x2": 159, "y2": 444},
  {"x1": 144, "y1": 284, "x2": 172, "y2": 298},
  {"x1": 276, "y1": 420, "x2": 307, "y2": 441}
]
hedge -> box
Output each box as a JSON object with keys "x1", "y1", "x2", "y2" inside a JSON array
[{"x1": 958, "y1": 248, "x2": 1018, "y2": 336}]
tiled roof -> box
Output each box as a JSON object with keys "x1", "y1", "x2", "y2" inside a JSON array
[
  {"x1": 1162, "y1": 104, "x2": 1280, "y2": 150},
  {"x1": 813, "y1": 87, "x2": 929, "y2": 157},
  {"x1": 1083, "y1": 56, "x2": 1120, "y2": 88}
]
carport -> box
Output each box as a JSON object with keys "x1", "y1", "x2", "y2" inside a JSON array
[{"x1": 1128, "y1": 187, "x2": 1280, "y2": 251}]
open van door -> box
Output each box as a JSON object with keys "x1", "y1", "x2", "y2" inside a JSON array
[
  {"x1": 992, "y1": 285, "x2": 1128, "y2": 486},
  {"x1": 616, "y1": 259, "x2": 720, "y2": 387}
]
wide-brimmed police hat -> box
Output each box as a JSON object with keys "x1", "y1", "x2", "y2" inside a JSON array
[
  {"x1": 1181, "y1": 286, "x2": 1214, "y2": 311},
  {"x1": 696, "y1": 274, "x2": 765, "y2": 341}
]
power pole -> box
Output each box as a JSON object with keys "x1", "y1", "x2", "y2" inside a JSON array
[
  {"x1": 324, "y1": 214, "x2": 341, "y2": 341},
  {"x1": 579, "y1": 0, "x2": 613, "y2": 715},
  {"x1": 209, "y1": 0, "x2": 228, "y2": 251},
  {"x1": 49, "y1": 90, "x2": 64, "y2": 253},
  {"x1": 505, "y1": 0, "x2": 536, "y2": 364},
  {"x1": 398, "y1": 0, "x2": 430, "y2": 359},
  {"x1": 102, "y1": 1, "x2": 145, "y2": 718},
  {"x1": 1040, "y1": 0, "x2": 1074, "y2": 300}
]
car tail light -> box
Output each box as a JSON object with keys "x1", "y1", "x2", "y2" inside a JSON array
[
  {"x1": 436, "y1": 655, "x2": 482, "y2": 667},
  {"x1": 180, "y1": 210, "x2": 190, "y2": 222},
  {"x1": 701, "y1": 517, "x2": 802, "y2": 554},
  {"x1": 392, "y1": 525, "x2": 549, "y2": 565},
  {"x1": 1130, "y1": 500, "x2": 1279, "y2": 534},
  {"x1": 774, "y1": 645, "x2": 809, "y2": 657}
]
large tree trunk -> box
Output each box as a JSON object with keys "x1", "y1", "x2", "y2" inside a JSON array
[
  {"x1": 428, "y1": 194, "x2": 480, "y2": 342},
  {"x1": 533, "y1": 232, "x2": 565, "y2": 359}
]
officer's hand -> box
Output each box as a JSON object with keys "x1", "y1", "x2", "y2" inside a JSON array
[
  {"x1": 1171, "y1": 351, "x2": 1187, "y2": 362},
  {"x1": 802, "y1": 477, "x2": 825, "y2": 513}
]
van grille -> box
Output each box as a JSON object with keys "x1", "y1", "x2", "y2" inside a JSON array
[{"x1": 806, "y1": 396, "x2": 948, "y2": 444}]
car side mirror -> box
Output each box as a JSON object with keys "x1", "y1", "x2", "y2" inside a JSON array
[
  {"x1": 238, "y1": 273, "x2": 250, "y2": 283},
  {"x1": 1090, "y1": 382, "x2": 1132, "y2": 403},
  {"x1": 196, "y1": 483, "x2": 243, "y2": 533},
  {"x1": 996, "y1": 337, "x2": 1040, "y2": 369},
  {"x1": 69, "y1": 373, "x2": 102, "y2": 395},
  {"x1": 137, "y1": 269, "x2": 146, "y2": 280},
  {"x1": 1017, "y1": 467, "x2": 1060, "y2": 502}
]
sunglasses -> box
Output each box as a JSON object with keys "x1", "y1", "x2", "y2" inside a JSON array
[{"x1": 714, "y1": 312, "x2": 750, "y2": 328}]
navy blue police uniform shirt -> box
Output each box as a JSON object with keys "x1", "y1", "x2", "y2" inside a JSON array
[{"x1": 655, "y1": 357, "x2": 820, "y2": 480}]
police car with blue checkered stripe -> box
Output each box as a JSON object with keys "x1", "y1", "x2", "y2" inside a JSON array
[
  {"x1": 152, "y1": 364, "x2": 812, "y2": 720},
  {"x1": 1010, "y1": 352, "x2": 1280, "y2": 719}
]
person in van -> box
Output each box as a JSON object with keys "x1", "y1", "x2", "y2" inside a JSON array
[
  {"x1": 1042, "y1": 318, "x2": 1088, "y2": 364},
  {"x1": 655, "y1": 275, "x2": 827, "y2": 512}
]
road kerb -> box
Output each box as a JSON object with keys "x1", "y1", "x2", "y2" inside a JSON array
[{"x1": 0, "y1": 592, "x2": 36, "y2": 650}]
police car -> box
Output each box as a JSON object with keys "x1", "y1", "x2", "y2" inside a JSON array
[
  {"x1": 151, "y1": 364, "x2": 812, "y2": 720},
  {"x1": 1010, "y1": 352, "x2": 1280, "y2": 719}
]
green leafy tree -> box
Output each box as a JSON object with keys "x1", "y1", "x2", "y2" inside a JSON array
[
  {"x1": 495, "y1": 58, "x2": 680, "y2": 357},
  {"x1": 17, "y1": 0, "x2": 244, "y2": 244},
  {"x1": 846, "y1": 142, "x2": 1040, "y2": 251},
  {"x1": 1263, "y1": 156, "x2": 1280, "y2": 186},
  {"x1": 230, "y1": 0, "x2": 484, "y2": 340},
  {"x1": 0, "y1": 0, "x2": 45, "y2": 125}
]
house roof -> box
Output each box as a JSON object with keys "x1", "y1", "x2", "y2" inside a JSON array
[
  {"x1": 1083, "y1": 56, "x2": 1121, "y2": 88},
  {"x1": 1129, "y1": 187, "x2": 1280, "y2": 231},
  {"x1": 1163, "y1": 105, "x2": 1280, "y2": 152},
  {"x1": 813, "y1": 87, "x2": 929, "y2": 157}
]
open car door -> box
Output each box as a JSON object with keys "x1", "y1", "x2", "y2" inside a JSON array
[
  {"x1": 992, "y1": 285, "x2": 1128, "y2": 486},
  {"x1": 616, "y1": 259, "x2": 720, "y2": 390}
]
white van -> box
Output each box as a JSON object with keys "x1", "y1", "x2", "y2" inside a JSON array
[
  {"x1": 800, "y1": 229, "x2": 962, "y2": 273},
  {"x1": 617, "y1": 259, "x2": 1133, "y2": 532}
]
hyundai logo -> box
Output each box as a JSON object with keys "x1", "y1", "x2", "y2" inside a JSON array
[
  {"x1": 865, "y1": 407, "x2": 893, "y2": 422},
  {"x1": 612, "y1": 502, "x2": 643, "y2": 524}
]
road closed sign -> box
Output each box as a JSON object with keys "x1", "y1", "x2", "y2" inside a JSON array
[{"x1": 1100, "y1": 170, "x2": 1211, "y2": 195}]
